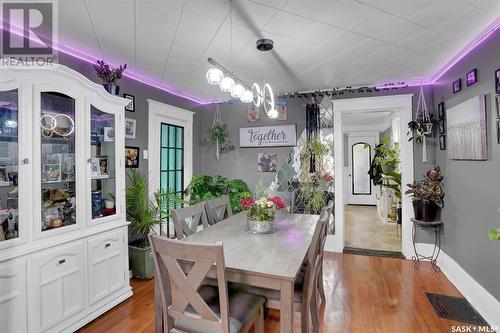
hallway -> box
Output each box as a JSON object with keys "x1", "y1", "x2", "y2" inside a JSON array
[{"x1": 344, "y1": 205, "x2": 401, "y2": 252}]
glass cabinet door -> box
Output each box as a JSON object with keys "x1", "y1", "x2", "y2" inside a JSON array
[
  {"x1": 40, "y1": 92, "x2": 77, "y2": 232},
  {"x1": 90, "y1": 106, "x2": 116, "y2": 220},
  {"x1": 0, "y1": 89, "x2": 19, "y2": 242}
]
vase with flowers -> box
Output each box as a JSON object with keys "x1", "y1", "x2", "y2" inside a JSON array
[
  {"x1": 240, "y1": 196, "x2": 286, "y2": 234},
  {"x1": 405, "y1": 166, "x2": 444, "y2": 222},
  {"x1": 93, "y1": 60, "x2": 127, "y2": 95}
]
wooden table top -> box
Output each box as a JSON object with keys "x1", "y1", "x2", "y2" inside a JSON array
[{"x1": 184, "y1": 212, "x2": 319, "y2": 281}]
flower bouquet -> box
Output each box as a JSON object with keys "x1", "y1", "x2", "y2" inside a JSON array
[{"x1": 240, "y1": 196, "x2": 286, "y2": 234}]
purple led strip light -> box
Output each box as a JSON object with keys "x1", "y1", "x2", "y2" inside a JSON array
[{"x1": 0, "y1": 23, "x2": 212, "y2": 105}]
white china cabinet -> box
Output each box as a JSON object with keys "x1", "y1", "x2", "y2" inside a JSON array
[{"x1": 0, "y1": 63, "x2": 132, "y2": 332}]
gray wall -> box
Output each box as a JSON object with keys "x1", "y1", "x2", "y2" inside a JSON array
[
  {"x1": 197, "y1": 99, "x2": 306, "y2": 191},
  {"x1": 432, "y1": 29, "x2": 500, "y2": 300},
  {"x1": 57, "y1": 53, "x2": 203, "y2": 178}
]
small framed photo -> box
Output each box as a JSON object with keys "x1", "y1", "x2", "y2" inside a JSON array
[
  {"x1": 99, "y1": 156, "x2": 108, "y2": 177},
  {"x1": 257, "y1": 153, "x2": 277, "y2": 172},
  {"x1": 495, "y1": 68, "x2": 500, "y2": 93},
  {"x1": 42, "y1": 164, "x2": 62, "y2": 183},
  {"x1": 103, "y1": 127, "x2": 115, "y2": 142},
  {"x1": 497, "y1": 120, "x2": 500, "y2": 144},
  {"x1": 496, "y1": 94, "x2": 500, "y2": 119},
  {"x1": 124, "y1": 94, "x2": 135, "y2": 112},
  {"x1": 125, "y1": 118, "x2": 137, "y2": 139},
  {"x1": 439, "y1": 135, "x2": 446, "y2": 150},
  {"x1": 125, "y1": 146, "x2": 140, "y2": 168},
  {"x1": 90, "y1": 158, "x2": 101, "y2": 178},
  {"x1": 0, "y1": 167, "x2": 9, "y2": 186},
  {"x1": 438, "y1": 119, "x2": 445, "y2": 134},
  {"x1": 437, "y1": 102, "x2": 445, "y2": 119},
  {"x1": 452, "y1": 78, "x2": 462, "y2": 93},
  {"x1": 466, "y1": 68, "x2": 477, "y2": 86},
  {"x1": 247, "y1": 107, "x2": 260, "y2": 122}
]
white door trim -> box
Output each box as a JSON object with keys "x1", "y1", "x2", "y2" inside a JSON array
[
  {"x1": 327, "y1": 94, "x2": 414, "y2": 258},
  {"x1": 147, "y1": 100, "x2": 194, "y2": 230}
]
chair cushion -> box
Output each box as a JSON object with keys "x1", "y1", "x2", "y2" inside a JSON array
[{"x1": 175, "y1": 285, "x2": 265, "y2": 333}]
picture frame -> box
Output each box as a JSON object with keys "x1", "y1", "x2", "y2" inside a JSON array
[
  {"x1": 439, "y1": 135, "x2": 446, "y2": 151},
  {"x1": 0, "y1": 167, "x2": 9, "y2": 186},
  {"x1": 247, "y1": 107, "x2": 260, "y2": 122},
  {"x1": 437, "y1": 102, "x2": 445, "y2": 119},
  {"x1": 497, "y1": 120, "x2": 500, "y2": 144},
  {"x1": 125, "y1": 118, "x2": 137, "y2": 139},
  {"x1": 125, "y1": 146, "x2": 140, "y2": 168},
  {"x1": 98, "y1": 156, "x2": 108, "y2": 177},
  {"x1": 438, "y1": 119, "x2": 445, "y2": 134},
  {"x1": 496, "y1": 94, "x2": 500, "y2": 119},
  {"x1": 124, "y1": 94, "x2": 135, "y2": 112},
  {"x1": 90, "y1": 158, "x2": 101, "y2": 178},
  {"x1": 466, "y1": 68, "x2": 477, "y2": 86},
  {"x1": 275, "y1": 99, "x2": 288, "y2": 121},
  {"x1": 452, "y1": 78, "x2": 462, "y2": 93},
  {"x1": 257, "y1": 153, "x2": 277, "y2": 172},
  {"x1": 103, "y1": 126, "x2": 115, "y2": 142},
  {"x1": 495, "y1": 68, "x2": 500, "y2": 93},
  {"x1": 42, "y1": 164, "x2": 62, "y2": 183}
]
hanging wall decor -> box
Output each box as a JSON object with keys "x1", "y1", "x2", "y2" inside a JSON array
[
  {"x1": 407, "y1": 84, "x2": 435, "y2": 162},
  {"x1": 205, "y1": 103, "x2": 234, "y2": 159},
  {"x1": 452, "y1": 78, "x2": 462, "y2": 93},
  {"x1": 466, "y1": 69, "x2": 477, "y2": 86},
  {"x1": 495, "y1": 68, "x2": 500, "y2": 93}
]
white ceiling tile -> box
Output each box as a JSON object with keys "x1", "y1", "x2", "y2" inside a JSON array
[
  {"x1": 172, "y1": 12, "x2": 221, "y2": 51},
  {"x1": 231, "y1": 0, "x2": 280, "y2": 30},
  {"x1": 398, "y1": 29, "x2": 449, "y2": 51},
  {"x1": 263, "y1": 11, "x2": 311, "y2": 37},
  {"x1": 375, "y1": 21, "x2": 425, "y2": 44},
  {"x1": 316, "y1": 1, "x2": 374, "y2": 29},
  {"x1": 348, "y1": 39, "x2": 390, "y2": 57},
  {"x1": 462, "y1": 0, "x2": 500, "y2": 14},
  {"x1": 356, "y1": 0, "x2": 436, "y2": 19},
  {"x1": 183, "y1": 0, "x2": 229, "y2": 21},
  {"x1": 85, "y1": 0, "x2": 135, "y2": 39},
  {"x1": 136, "y1": 0, "x2": 185, "y2": 11},
  {"x1": 407, "y1": 1, "x2": 472, "y2": 28},
  {"x1": 349, "y1": 11, "x2": 405, "y2": 37},
  {"x1": 282, "y1": 0, "x2": 338, "y2": 20},
  {"x1": 294, "y1": 22, "x2": 343, "y2": 45}
]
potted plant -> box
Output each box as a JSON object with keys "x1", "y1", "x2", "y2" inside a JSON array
[
  {"x1": 406, "y1": 166, "x2": 444, "y2": 222},
  {"x1": 489, "y1": 228, "x2": 500, "y2": 240},
  {"x1": 382, "y1": 171, "x2": 402, "y2": 224},
  {"x1": 240, "y1": 196, "x2": 286, "y2": 234},
  {"x1": 204, "y1": 123, "x2": 234, "y2": 159},
  {"x1": 373, "y1": 136, "x2": 400, "y2": 174},
  {"x1": 93, "y1": 60, "x2": 127, "y2": 95},
  {"x1": 126, "y1": 170, "x2": 183, "y2": 278},
  {"x1": 407, "y1": 114, "x2": 437, "y2": 143},
  {"x1": 185, "y1": 175, "x2": 251, "y2": 213}
]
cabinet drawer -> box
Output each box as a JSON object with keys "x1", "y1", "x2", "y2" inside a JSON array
[
  {"x1": 88, "y1": 229, "x2": 126, "y2": 305},
  {"x1": 32, "y1": 242, "x2": 85, "y2": 332},
  {"x1": 0, "y1": 258, "x2": 27, "y2": 333}
]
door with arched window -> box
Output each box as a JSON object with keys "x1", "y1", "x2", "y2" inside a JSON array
[{"x1": 347, "y1": 134, "x2": 378, "y2": 205}]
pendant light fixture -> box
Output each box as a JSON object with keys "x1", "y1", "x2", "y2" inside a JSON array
[
  {"x1": 219, "y1": 76, "x2": 235, "y2": 92},
  {"x1": 240, "y1": 89, "x2": 253, "y2": 103},
  {"x1": 230, "y1": 83, "x2": 245, "y2": 98},
  {"x1": 206, "y1": 68, "x2": 223, "y2": 85}
]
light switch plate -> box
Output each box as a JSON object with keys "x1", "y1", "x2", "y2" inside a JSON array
[{"x1": 143, "y1": 149, "x2": 148, "y2": 159}]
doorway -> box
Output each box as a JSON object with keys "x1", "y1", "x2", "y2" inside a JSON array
[
  {"x1": 148, "y1": 100, "x2": 193, "y2": 237},
  {"x1": 327, "y1": 95, "x2": 414, "y2": 258}
]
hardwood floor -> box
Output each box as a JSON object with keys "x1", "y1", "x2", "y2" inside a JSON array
[
  {"x1": 345, "y1": 204, "x2": 401, "y2": 252},
  {"x1": 78, "y1": 253, "x2": 466, "y2": 333}
]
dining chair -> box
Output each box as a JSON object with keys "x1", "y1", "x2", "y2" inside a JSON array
[
  {"x1": 171, "y1": 203, "x2": 210, "y2": 240},
  {"x1": 237, "y1": 209, "x2": 329, "y2": 333},
  {"x1": 149, "y1": 234, "x2": 266, "y2": 333},
  {"x1": 204, "y1": 195, "x2": 233, "y2": 225},
  {"x1": 318, "y1": 200, "x2": 334, "y2": 303}
]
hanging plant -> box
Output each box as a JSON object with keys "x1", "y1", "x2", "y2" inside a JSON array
[
  {"x1": 204, "y1": 122, "x2": 235, "y2": 154},
  {"x1": 407, "y1": 114, "x2": 437, "y2": 144}
]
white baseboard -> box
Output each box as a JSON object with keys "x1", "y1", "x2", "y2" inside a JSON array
[{"x1": 416, "y1": 243, "x2": 500, "y2": 328}]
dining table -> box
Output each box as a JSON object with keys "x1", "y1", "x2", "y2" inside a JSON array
[{"x1": 154, "y1": 211, "x2": 320, "y2": 333}]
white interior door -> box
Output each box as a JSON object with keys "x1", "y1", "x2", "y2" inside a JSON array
[{"x1": 347, "y1": 134, "x2": 378, "y2": 205}]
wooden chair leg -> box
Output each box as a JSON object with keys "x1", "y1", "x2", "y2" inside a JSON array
[
  {"x1": 318, "y1": 263, "x2": 326, "y2": 304},
  {"x1": 310, "y1": 291, "x2": 320, "y2": 332},
  {"x1": 255, "y1": 306, "x2": 265, "y2": 333},
  {"x1": 301, "y1": 296, "x2": 310, "y2": 333}
]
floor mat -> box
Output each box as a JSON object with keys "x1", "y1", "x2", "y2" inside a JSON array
[
  {"x1": 343, "y1": 247, "x2": 405, "y2": 259},
  {"x1": 426, "y1": 293, "x2": 489, "y2": 326}
]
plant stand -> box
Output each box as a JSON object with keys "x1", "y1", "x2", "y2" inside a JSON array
[{"x1": 411, "y1": 218, "x2": 442, "y2": 272}]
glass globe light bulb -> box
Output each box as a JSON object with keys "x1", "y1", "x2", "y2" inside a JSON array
[
  {"x1": 240, "y1": 90, "x2": 253, "y2": 103},
  {"x1": 230, "y1": 84, "x2": 245, "y2": 98},
  {"x1": 206, "y1": 68, "x2": 223, "y2": 85},
  {"x1": 268, "y1": 108, "x2": 279, "y2": 119},
  {"x1": 219, "y1": 77, "x2": 235, "y2": 92}
]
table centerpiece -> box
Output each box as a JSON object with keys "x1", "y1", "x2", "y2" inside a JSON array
[{"x1": 240, "y1": 196, "x2": 286, "y2": 234}]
